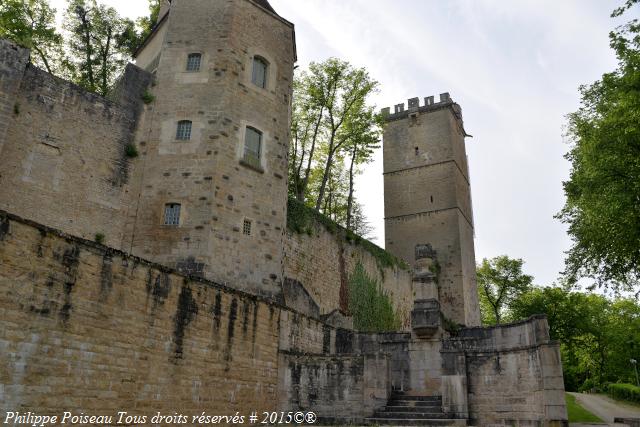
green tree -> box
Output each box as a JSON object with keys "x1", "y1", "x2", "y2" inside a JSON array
[
  {"x1": 509, "y1": 285, "x2": 640, "y2": 391},
  {"x1": 64, "y1": 0, "x2": 139, "y2": 95},
  {"x1": 287, "y1": 58, "x2": 380, "y2": 232},
  {"x1": 477, "y1": 255, "x2": 533, "y2": 325},
  {"x1": 0, "y1": 0, "x2": 63, "y2": 74},
  {"x1": 557, "y1": 1, "x2": 640, "y2": 292},
  {"x1": 136, "y1": 0, "x2": 161, "y2": 43},
  {"x1": 343, "y1": 106, "x2": 381, "y2": 230}
]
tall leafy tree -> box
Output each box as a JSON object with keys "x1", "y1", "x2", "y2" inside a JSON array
[
  {"x1": 343, "y1": 106, "x2": 381, "y2": 230},
  {"x1": 477, "y1": 255, "x2": 533, "y2": 325},
  {"x1": 557, "y1": 0, "x2": 640, "y2": 292},
  {"x1": 312, "y1": 59, "x2": 378, "y2": 212},
  {"x1": 288, "y1": 58, "x2": 380, "y2": 232},
  {"x1": 64, "y1": 0, "x2": 138, "y2": 95},
  {"x1": 0, "y1": 0, "x2": 63, "y2": 74}
]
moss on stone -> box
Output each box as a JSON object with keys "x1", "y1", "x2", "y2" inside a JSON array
[{"x1": 286, "y1": 198, "x2": 408, "y2": 271}]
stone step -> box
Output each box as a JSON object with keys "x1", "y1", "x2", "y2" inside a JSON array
[
  {"x1": 373, "y1": 412, "x2": 450, "y2": 419},
  {"x1": 381, "y1": 405, "x2": 443, "y2": 413},
  {"x1": 391, "y1": 394, "x2": 442, "y2": 402},
  {"x1": 388, "y1": 399, "x2": 443, "y2": 407},
  {"x1": 364, "y1": 417, "x2": 467, "y2": 426}
]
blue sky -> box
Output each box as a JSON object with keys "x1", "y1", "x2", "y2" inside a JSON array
[{"x1": 49, "y1": 0, "x2": 637, "y2": 286}]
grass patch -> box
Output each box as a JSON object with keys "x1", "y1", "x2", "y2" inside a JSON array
[{"x1": 565, "y1": 393, "x2": 603, "y2": 423}]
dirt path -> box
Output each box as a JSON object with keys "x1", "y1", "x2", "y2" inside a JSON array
[{"x1": 569, "y1": 392, "x2": 640, "y2": 426}]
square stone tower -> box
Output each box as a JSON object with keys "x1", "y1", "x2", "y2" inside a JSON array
[
  {"x1": 125, "y1": 0, "x2": 296, "y2": 301},
  {"x1": 382, "y1": 94, "x2": 480, "y2": 326}
]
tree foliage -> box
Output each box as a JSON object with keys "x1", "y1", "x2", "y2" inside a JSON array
[
  {"x1": 558, "y1": 0, "x2": 640, "y2": 292},
  {"x1": 477, "y1": 255, "x2": 533, "y2": 324},
  {"x1": 1, "y1": 0, "x2": 160, "y2": 96},
  {"x1": 63, "y1": 0, "x2": 140, "y2": 95},
  {"x1": 477, "y1": 251, "x2": 640, "y2": 392},
  {"x1": 0, "y1": 0, "x2": 63, "y2": 73},
  {"x1": 288, "y1": 58, "x2": 380, "y2": 236},
  {"x1": 510, "y1": 286, "x2": 640, "y2": 391}
]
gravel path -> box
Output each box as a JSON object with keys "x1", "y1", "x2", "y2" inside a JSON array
[{"x1": 569, "y1": 392, "x2": 640, "y2": 426}]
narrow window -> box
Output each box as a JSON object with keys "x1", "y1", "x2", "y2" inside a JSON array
[
  {"x1": 176, "y1": 120, "x2": 192, "y2": 140},
  {"x1": 415, "y1": 147, "x2": 419, "y2": 156},
  {"x1": 164, "y1": 203, "x2": 181, "y2": 225},
  {"x1": 186, "y1": 53, "x2": 201, "y2": 72},
  {"x1": 430, "y1": 195, "x2": 434, "y2": 203},
  {"x1": 243, "y1": 219, "x2": 252, "y2": 236},
  {"x1": 244, "y1": 126, "x2": 262, "y2": 167},
  {"x1": 251, "y1": 56, "x2": 268, "y2": 89}
]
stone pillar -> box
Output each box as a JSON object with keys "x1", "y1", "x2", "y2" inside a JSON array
[{"x1": 411, "y1": 244, "x2": 441, "y2": 338}]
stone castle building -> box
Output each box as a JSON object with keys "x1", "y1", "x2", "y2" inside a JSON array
[{"x1": 0, "y1": 0, "x2": 567, "y2": 425}]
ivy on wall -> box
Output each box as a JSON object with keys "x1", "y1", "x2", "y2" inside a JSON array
[
  {"x1": 287, "y1": 198, "x2": 408, "y2": 271},
  {"x1": 348, "y1": 262, "x2": 401, "y2": 332}
]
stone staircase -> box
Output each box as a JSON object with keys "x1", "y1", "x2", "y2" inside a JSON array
[{"x1": 365, "y1": 393, "x2": 467, "y2": 426}]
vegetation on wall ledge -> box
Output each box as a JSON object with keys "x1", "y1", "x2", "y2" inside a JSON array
[
  {"x1": 287, "y1": 197, "x2": 408, "y2": 270},
  {"x1": 348, "y1": 262, "x2": 401, "y2": 332}
]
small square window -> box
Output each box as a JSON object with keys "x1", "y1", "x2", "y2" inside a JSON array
[
  {"x1": 243, "y1": 219, "x2": 252, "y2": 236},
  {"x1": 176, "y1": 120, "x2": 192, "y2": 140},
  {"x1": 164, "y1": 203, "x2": 181, "y2": 225},
  {"x1": 186, "y1": 53, "x2": 201, "y2": 72}
]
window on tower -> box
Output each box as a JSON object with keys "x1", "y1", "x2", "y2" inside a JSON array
[
  {"x1": 186, "y1": 53, "x2": 202, "y2": 72},
  {"x1": 251, "y1": 56, "x2": 268, "y2": 89},
  {"x1": 164, "y1": 203, "x2": 181, "y2": 226},
  {"x1": 176, "y1": 120, "x2": 192, "y2": 140},
  {"x1": 243, "y1": 126, "x2": 262, "y2": 168}
]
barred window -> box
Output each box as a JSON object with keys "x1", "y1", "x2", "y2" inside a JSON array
[
  {"x1": 164, "y1": 203, "x2": 181, "y2": 226},
  {"x1": 176, "y1": 120, "x2": 192, "y2": 140},
  {"x1": 186, "y1": 53, "x2": 201, "y2": 72},
  {"x1": 243, "y1": 126, "x2": 262, "y2": 167},
  {"x1": 243, "y1": 219, "x2": 252, "y2": 236},
  {"x1": 251, "y1": 56, "x2": 268, "y2": 89}
]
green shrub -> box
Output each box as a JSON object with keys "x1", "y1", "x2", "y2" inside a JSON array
[
  {"x1": 125, "y1": 143, "x2": 139, "y2": 158},
  {"x1": 94, "y1": 233, "x2": 105, "y2": 244},
  {"x1": 141, "y1": 90, "x2": 155, "y2": 104},
  {"x1": 607, "y1": 383, "x2": 640, "y2": 403}
]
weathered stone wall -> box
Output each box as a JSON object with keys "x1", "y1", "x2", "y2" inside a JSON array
[
  {"x1": 0, "y1": 211, "x2": 281, "y2": 417},
  {"x1": 0, "y1": 210, "x2": 396, "y2": 422},
  {"x1": 283, "y1": 225, "x2": 413, "y2": 328},
  {"x1": 0, "y1": 40, "x2": 29, "y2": 155},
  {"x1": 0, "y1": 43, "x2": 151, "y2": 250},
  {"x1": 278, "y1": 353, "x2": 389, "y2": 423},
  {"x1": 442, "y1": 316, "x2": 568, "y2": 426}
]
